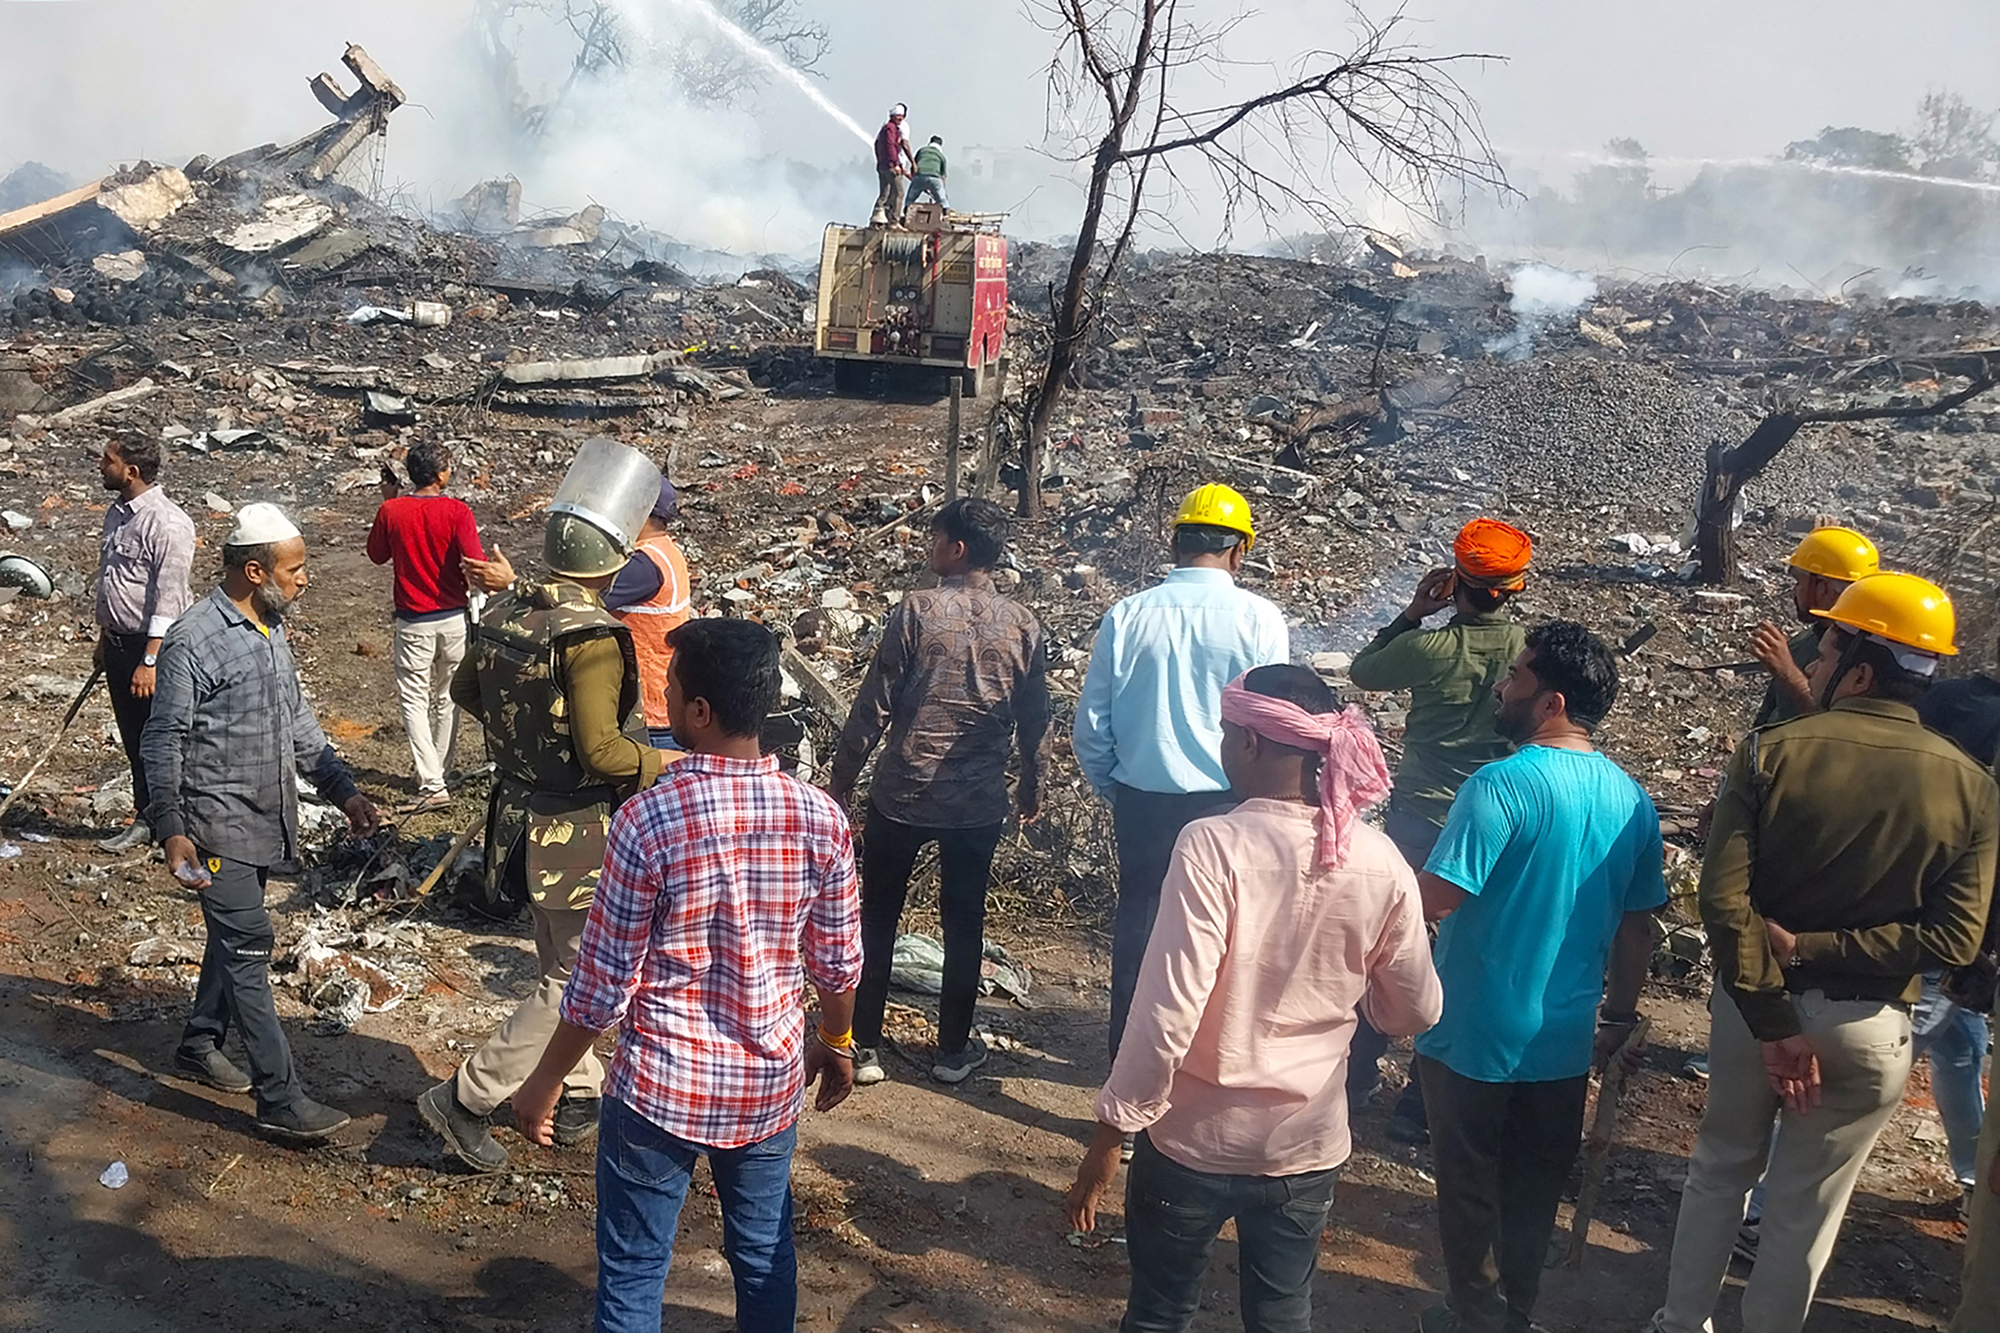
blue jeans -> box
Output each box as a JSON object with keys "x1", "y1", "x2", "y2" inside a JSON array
[
  {"x1": 594, "y1": 1097, "x2": 798, "y2": 1333},
  {"x1": 906, "y1": 174, "x2": 948, "y2": 210},
  {"x1": 1121, "y1": 1133, "x2": 1337, "y2": 1333},
  {"x1": 646, "y1": 728, "x2": 684, "y2": 752}
]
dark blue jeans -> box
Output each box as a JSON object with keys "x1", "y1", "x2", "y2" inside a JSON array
[
  {"x1": 594, "y1": 1097, "x2": 798, "y2": 1333},
  {"x1": 1121, "y1": 1133, "x2": 1337, "y2": 1333}
]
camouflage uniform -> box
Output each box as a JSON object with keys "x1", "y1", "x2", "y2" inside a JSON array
[
  {"x1": 453, "y1": 577, "x2": 652, "y2": 914},
  {"x1": 446, "y1": 576, "x2": 661, "y2": 1118}
]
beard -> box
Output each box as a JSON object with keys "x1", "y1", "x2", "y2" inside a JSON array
[
  {"x1": 253, "y1": 582, "x2": 299, "y2": 621},
  {"x1": 1493, "y1": 692, "x2": 1537, "y2": 744}
]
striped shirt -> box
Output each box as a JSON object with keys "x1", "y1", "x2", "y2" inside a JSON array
[
  {"x1": 561, "y1": 752, "x2": 863, "y2": 1148},
  {"x1": 140, "y1": 587, "x2": 360, "y2": 866},
  {"x1": 96, "y1": 485, "x2": 197, "y2": 637}
]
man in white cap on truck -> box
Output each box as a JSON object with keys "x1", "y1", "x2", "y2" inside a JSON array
[
  {"x1": 873, "y1": 103, "x2": 914, "y2": 225},
  {"x1": 142, "y1": 501, "x2": 380, "y2": 1144}
]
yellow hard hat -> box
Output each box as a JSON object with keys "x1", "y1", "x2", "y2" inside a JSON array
[
  {"x1": 1788, "y1": 526, "x2": 1879, "y2": 582},
  {"x1": 1811, "y1": 571, "x2": 1958, "y2": 656},
  {"x1": 1173, "y1": 483, "x2": 1256, "y2": 550}
]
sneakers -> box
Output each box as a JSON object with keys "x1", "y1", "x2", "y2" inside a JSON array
[
  {"x1": 98, "y1": 820, "x2": 152, "y2": 853},
  {"x1": 256, "y1": 1097, "x2": 351, "y2": 1144},
  {"x1": 931, "y1": 1034, "x2": 989, "y2": 1085},
  {"x1": 1731, "y1": 1220, "x2": 1760, "y2": 1265},
  {"x1": 853, "y1": 1047, "x2": 887, "y2": 1086},
  {"x1": 417, "y1": 1078, "x2": 509, "y2": 1172},
  {"x1": 552, "y1": 1095, "x2": 601, "y2": 1148},
  {"x1": 172, "y1": 1047, "x2": 253, "y2": 1095}
]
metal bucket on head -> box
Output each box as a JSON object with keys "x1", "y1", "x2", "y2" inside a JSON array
[{"x1": 547, "y1": 437, "x2": 658, "y2": 557}]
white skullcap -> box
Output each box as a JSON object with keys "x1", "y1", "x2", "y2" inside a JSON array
[
  {"x1": 891, "y1": 102, "x2": 907, "y2": 117},
  {"x1": 225, "y1": 501, "x2": 302, "y2": 547}
]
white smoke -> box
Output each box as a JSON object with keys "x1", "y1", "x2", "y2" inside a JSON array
[{"x1": 1485, "y1": 263, "x2": 1597, "y2": 361}]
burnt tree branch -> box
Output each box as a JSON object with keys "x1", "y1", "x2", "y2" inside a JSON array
[{"x1": 1695, "y1": 370, "x2": 1999, "y2": 584}]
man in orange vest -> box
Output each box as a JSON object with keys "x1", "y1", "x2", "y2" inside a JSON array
[{"x1": 604, "y1": 476, "x2": 692, "y2": 750}]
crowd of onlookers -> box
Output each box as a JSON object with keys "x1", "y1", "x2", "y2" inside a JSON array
[{"x1": 85, "y1": 432, "x2": 1999, "y2": 1333}]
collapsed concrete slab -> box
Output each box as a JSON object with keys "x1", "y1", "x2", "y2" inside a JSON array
[{"x1": 0, "y1": 165, "x2": 194, "y2": 267}]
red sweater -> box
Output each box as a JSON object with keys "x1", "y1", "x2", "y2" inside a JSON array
[{"x1": 366, "y1": 494, "x2": 484, "y2": 616}]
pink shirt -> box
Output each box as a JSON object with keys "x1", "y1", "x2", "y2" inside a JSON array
[{"x1": 1096, "y1": 798, "x2": 1442, "y2": 1176}]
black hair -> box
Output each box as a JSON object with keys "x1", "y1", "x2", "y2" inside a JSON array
[
  {"x1": 1243, "y1": 663, "x2": 1336, "y2": 715},
  {"x1": 929, "y1": 135, "x2": 943, "y2": 144},
  {"x1": 666, "y1": 618, "x2": 781, "y2": 738},
  {"x1": 1460, "y1": 584, "x2": 1511, "y2": 614},
  {"x1": 1823, "y1": 626, "x2": 1933, "y2": 703},
  {"x1": 1173, "y1": 523, "x2": 1244, "y2": 557},
  {"x1": 932, "y1": 496, "x2": 1009, "y2": 569},
  {"x1": 222, "y1": 542, "x2": 275, "y2": 574},
  {"x1": 1523, "y1": 619, "x2": 1620, "y2": 731},
  {"x1": 110, "y1": 437, "x2": 162, "y2": 483},
  {"x1": 406, "y1": 440, "x2": 450, "y2": 488}
]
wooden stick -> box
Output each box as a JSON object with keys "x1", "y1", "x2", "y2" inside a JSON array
[
  {"x1": 0, "y1": 668, "x2": 103, "y2": 828},
  {"x1": 1565, "y1": 1015, "x2": 1651, "y2": 1269},
  {"x1": 412, "y1": 816, "x2": 483, "y2": 898},
  {"x1": 205, "y1": 1152, "x2": 245, "y2": 1198}
]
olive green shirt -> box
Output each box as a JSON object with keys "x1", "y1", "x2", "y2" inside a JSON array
[
  {"x1": 1751, "y1": 625, "x2": 1823, "y2": 728},
  {"x1": 1702, "y1": 696, "x2": 1999, "y2": 1041},
  {"x1": 1348, "y1": 610, "x2": 1526, "y2": 828}
]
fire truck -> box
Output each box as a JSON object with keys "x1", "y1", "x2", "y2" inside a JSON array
[{"x1": 813, "y1": 203, "x2": 1008, "y2": 397}]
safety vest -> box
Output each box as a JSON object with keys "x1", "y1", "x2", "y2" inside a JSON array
[{"x1": 614, "y1": 534, "x2": 691, "y2": 729}]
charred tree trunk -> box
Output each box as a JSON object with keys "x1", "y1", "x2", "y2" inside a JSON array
[
  {"x1": 1021, "y1": 138, "x2": 1126, "y2": 518},
  {"x1": 1695, "y1": 373, "x2": 1998, "y2": 584}
]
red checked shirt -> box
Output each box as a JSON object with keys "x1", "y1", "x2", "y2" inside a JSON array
[{"x1": 561, "y1": 752, "x2": 862, "y2": 1148}]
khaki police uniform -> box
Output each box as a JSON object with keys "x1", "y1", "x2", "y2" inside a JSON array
[
  {"x1": 1655, "y1": 697, "x2": 1998, "y2": 1333},
  {"x1": 447, "y1": 577, "x2": 663, "y2": 1116}
]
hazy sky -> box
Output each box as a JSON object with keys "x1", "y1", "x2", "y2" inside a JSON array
[{"x1": 1, "y1": 0, "x2": 1996, "y2": 250}]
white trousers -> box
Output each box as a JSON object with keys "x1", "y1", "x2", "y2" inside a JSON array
[{"x1": 392, "y1": 614, "x2": 467, "y2": 794}]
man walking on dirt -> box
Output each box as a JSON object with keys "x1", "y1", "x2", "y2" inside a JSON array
[
  {"x1": 1073, "y1": 483, "x2": 1288, "y2": 1072},
  {"x1": 93, "y1": 435, "x2": 195, "y2": 853},
  {"x1": 1066, "y1": 664, "x2": 1440, "y2": 1333},
  {"x1": 1648, "y1": 573, "x2": 1996, "y2": 1333},
  {"x1": 1345, "y1": 517, "x2": 1532, "y2": 1137},
  {"x1": 418, "y1": 441, "x2": 672, "y2": 1173},
  {"x1": 829, "y1": 497, "x2": 1049, "y2": 1087},
  {"x1": 1414, "y1": 621, "x2": 1664, "y2": 1333},
  {"x1": 513, "y1": 618, "x2": 861, "y2": 1333},
  {"x1": 143, "y1": 502, "x2": 379, "y2": 1144}
]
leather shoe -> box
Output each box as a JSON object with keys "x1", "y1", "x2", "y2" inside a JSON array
[
  {"x1": 173, "y1": 1047, "x2": 253, "y2": 1095},
  {"x1": 417, "y1": 1078, "x2": 508, "y2": 1172}
]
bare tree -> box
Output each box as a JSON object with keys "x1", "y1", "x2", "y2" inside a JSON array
[
  {"x1": 476, "y1": 0, "x2": 831, "y2": 137},
  {"x1": 1694, "y1": 367, "x2": 1999, "y2": 584},
  {"x1": 1013, "y1": 1, "x2": 1505, "y2": 517}
]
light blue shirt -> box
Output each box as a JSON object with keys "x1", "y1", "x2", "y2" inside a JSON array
[
  {"x1": 1072, "y1": 567, "x2": 1290, "y2": 796},
  {"x1": 1415, "y1": 745, "x2": 1665, "y2": 1083}
]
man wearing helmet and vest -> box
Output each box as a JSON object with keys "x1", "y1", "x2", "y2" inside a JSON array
[
  {"x1": 419, "y1": 439, "x2": 673, "y2": 1173},
  {"x1": 1074, "y1": 483, "x2": 1289, "y2": 1080},
  {"x1": 1647, "y1": 572, "x2": 1997, "y2": 1333},
  {"x1": 1346, "y1": 517, "x2": 1532, "y2": 1141},
  {"x1": 1750, "y1": 526, "x2": 1880, "y2": 726}
]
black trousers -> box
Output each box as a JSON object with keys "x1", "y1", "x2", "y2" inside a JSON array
[
  {"x1": 1348, "y1": 797, "x2": 1445, "y2": 1118},
  {"x1": 1121, "y1": 1133, "x2": 1337, "y2": 1333},
  {"x1": 1417, "y1": 1055, "x2": 1588, "y2": 1332},
  {"x1": 1110, "y1": 784, "x2": 1235, "y2": 1062},
  {"x1": 103, "y1": 631, "x2": 154, "y2": 819},
  {"x1": 853, "y1": 806, "x2": 1005, "y2": 1057},
  {"x1": 178, "y1": 855, "x2": 307, "y2": 1115}
]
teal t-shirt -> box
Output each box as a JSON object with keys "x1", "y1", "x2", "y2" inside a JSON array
[{"x1": 1415, "y1": 745, "x2": 1666, "y2": 1083}]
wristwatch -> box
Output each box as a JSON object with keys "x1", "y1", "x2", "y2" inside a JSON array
[{"x1": 142, "y1": 652, "x2": 158, "y2": 666}]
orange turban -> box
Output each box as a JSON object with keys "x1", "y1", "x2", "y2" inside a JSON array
[{"x1": 1453, "y1": 518, "x2": 1533, "y2": 591}]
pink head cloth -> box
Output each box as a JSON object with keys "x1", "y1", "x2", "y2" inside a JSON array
[{"x1": 1219, "y1": 673, "x2": 1392, "y2": 868}]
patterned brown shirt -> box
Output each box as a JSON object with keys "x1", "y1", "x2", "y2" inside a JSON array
[{"x1": 832, "y1": 572, "x2": 1050, "y2": 829}]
